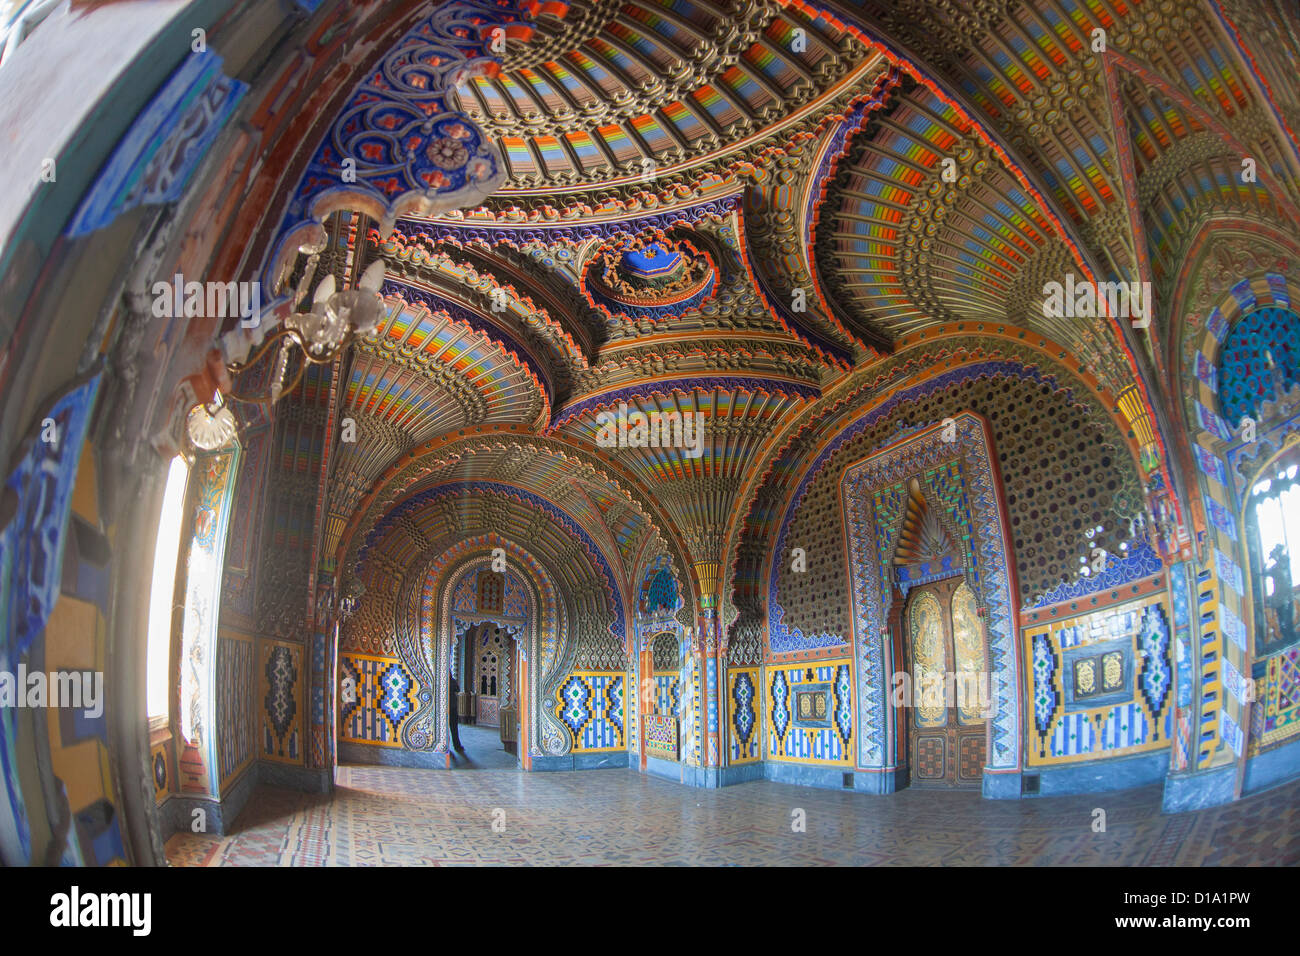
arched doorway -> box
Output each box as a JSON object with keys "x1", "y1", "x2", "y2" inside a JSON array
[
  {"x1": 470, "y1": 623, "x2": 511, "y2": 726},
  {"x1": 442, "y1": 564, "x2": 530, "y2": 766},
  {"x1": 902, "y1": 578, "x2": 989, "y2": 789},
  {"x1": 391, "y1": 545, "x2": 565, "y2": 769},
  {"x1": 643, "y1": 632, "x2": 681, "y2": 765},
  {"x1": 454, "y1": 620, "x2": 520, "y2": 754},
  {"x1": 840, "y1": 414, "x2": 1021, "y2": 793}
]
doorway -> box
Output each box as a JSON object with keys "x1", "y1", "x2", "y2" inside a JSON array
[
  {"x1": 903, "y1": 577, "x2": 988, "y2": 789},
  {"x1": 451, "y1": 621, "x2": 519, "y2": 767}
]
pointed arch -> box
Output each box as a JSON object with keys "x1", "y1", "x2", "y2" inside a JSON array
[{"x1": 840, "y1": 411, "x2": 1023, "y2": 789}]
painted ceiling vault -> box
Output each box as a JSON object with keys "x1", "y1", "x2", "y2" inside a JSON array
[{"x1": 229, "y1": 0, "x2": 1300, "y2": 653}]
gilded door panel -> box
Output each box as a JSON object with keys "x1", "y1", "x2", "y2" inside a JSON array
[
  {"x1": 951, "y1": 582, "x2": 986, "y2": 725},
  {"x1": 910, "y1": 590, "x2": 947, "y2": 728}
]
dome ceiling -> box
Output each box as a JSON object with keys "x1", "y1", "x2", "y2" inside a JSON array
[
  {"x1": 447, "y1": 0, "x2": 885, "y2": 195},
  {"x1": 810, "y1": 73, "x2": 1110, "y2": 376},
  {"x1": 237, "y1": 0, "x2": 1300, "y2": 618}
]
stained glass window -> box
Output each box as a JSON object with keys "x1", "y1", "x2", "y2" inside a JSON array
[
  {"x1": 477, "y1": 570, "x2": 504, "y2": 613},
  {"x1": 1217, "y1": 306, "x2": 1300, "y2": 427}
]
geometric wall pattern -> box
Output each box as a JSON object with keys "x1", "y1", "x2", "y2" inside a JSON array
[
  {"x1": 1252, "y1": 647, "x2": 1300, "y2": 753},
  {"x1": 684, "y1": 655, "x2": 700, "y2": 767},
  {"x1": 261, "y1": 640, "x2": 304, "y2": 762},
  {"x1": 1194, "y1": 561, "x2": 1227, "y2": 769},
  {"x1": 556, "y1": 673, "x2": 624, "y2": 752},
  {"x1": 216, "y1": 633, "x2": 256, "y2": 783},
  {"x1": 1168, "y1": 561, "x2": 1196, "y2": 773},
  {"x1": 652, "y1": 674, "x2": 680, "y2": 720},
  {"x1": 644, "y1": 714, "x2": 678, "y2": 761},
  {"x1": 772, "y1": 365, "x2": 1146, "y2": 656},
  {"x1": 728, "y1": 667, "x2": 761, "y2": 764},
  {"x1": 1216, "y1": 306, "x2": 1300, "y2": 427},
  {"x1": 339, "y1": 653, "x2": 416, "y2": 748},
  {"x1": 1023, "y1": 595, "x2": 1173, "y2": 765},
  {"x1": 1184, "y1": 272, "x2": 1300, "y2": 773},
  {"x1": 766, "y1": 662, "x2": 852, "y2": 765},
  {"x1": 31, "y1": 431, "x2": 126, "y2": 866},
  {"x1": 151, "y1": 744, "x2": 169, "y2": 803}
]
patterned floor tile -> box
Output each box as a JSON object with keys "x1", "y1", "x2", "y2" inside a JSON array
[{"x1": 165, "y1": 767, "x2": 1300, "y2": 866}]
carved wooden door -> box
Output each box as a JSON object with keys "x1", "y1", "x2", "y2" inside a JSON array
[
  {"x1": 905, "y1": 578, "x2": 988, "y2": 789},
  {"x1": 476, "y1": 626, "x2": 507, "y2": 728}
]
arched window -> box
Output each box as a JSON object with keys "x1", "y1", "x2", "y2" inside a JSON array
[
  {"x1": 1245, "y1": 449, "x2": 1300, "y2": 653},
  {"x1": 146, "y1": 456, "x2": 189, "y2": 721},
  {"x1": 477, "y1": 570, "x2": 503, "y2": 613}
]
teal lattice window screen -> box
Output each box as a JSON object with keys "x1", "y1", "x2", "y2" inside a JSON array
[{"x1": 1217, "y1": 306, "x2": 1300, "y2": 427}]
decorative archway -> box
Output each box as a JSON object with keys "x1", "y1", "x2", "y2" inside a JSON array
[
  {"x1": 393, "y1": 536, "x2": 568, "y2": 768},
  {"x1": 1179, "y1": 266, "x2": 1300, "y2": 774},
  {"x1": 448, "y1": 569, "x2": 527, "y2": 731},
  {"x1": 840, "y1": 411, "x2": 1023, "y2": 789},
  {"x1": 631, "y1": 559, "x2": 690, "y2": 770}
]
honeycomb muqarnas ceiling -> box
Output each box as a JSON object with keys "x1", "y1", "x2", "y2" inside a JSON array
[{"x1": 257, "y1": 0, "x2": 1300, "y2": 646}]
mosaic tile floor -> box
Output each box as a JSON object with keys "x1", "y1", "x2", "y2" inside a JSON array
[{"x1": 165, "y1": 769, "x2": 1300, "y2": 866}]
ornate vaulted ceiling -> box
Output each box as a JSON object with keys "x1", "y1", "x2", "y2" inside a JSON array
[
  {"x1": 237, "y1": 0, "x2": 1300, "y2": 637},
  {"x1": 446, "y1": 0, "x2": 882, "y2": 197}
]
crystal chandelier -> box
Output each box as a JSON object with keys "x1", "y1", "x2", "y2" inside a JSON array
[{"x1": 186, "y1": 227, "x2": 386, "y2": 451}]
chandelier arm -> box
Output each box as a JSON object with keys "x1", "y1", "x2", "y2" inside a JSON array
[
  {"x1": 225, "y1": 327, "x2": 294, "y2": 374},
  {"x1": 223, "y1": 308, "x2": 364, "y2": 407},
  {"x1": 276, "y1": 352, "x2": 310, "y2": 399}
]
